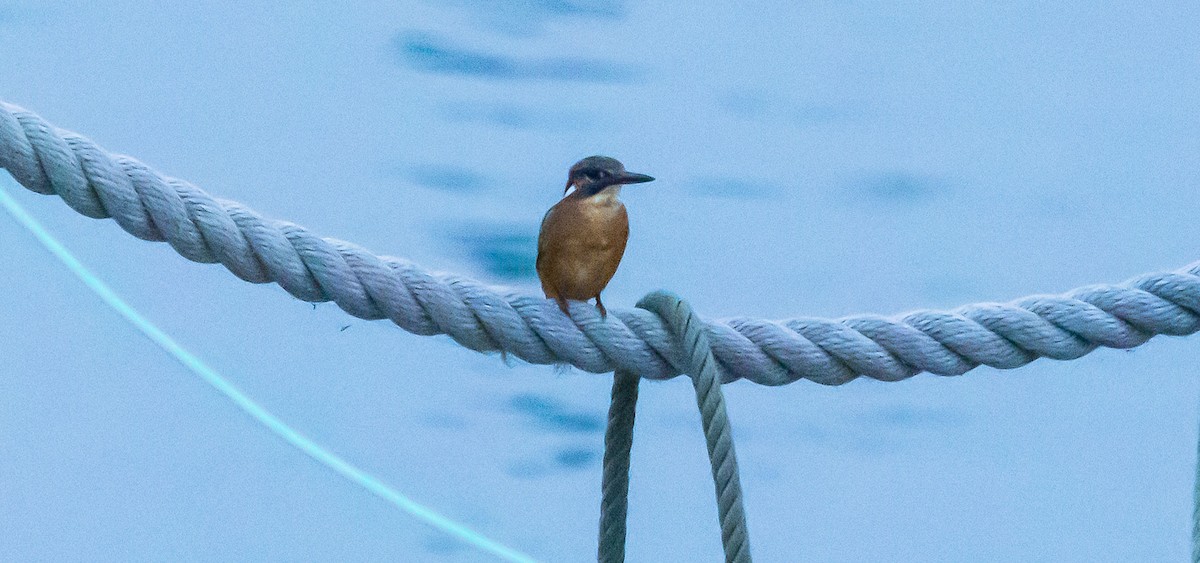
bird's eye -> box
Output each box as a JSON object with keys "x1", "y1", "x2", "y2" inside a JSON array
[{"x1": 598, "y1": 170, "x2": 611, "y2": 179}]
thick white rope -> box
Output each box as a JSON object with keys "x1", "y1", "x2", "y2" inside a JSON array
[{"x1": 3, "y1": 100, "x2": 1199, "y2": 386}]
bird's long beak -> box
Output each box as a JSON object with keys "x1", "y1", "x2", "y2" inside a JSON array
[{"x1": 617, "y1": 171, "x2": 655, "y2": 185}]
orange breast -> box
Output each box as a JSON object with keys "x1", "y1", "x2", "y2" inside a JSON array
[{"x1": 536, "y1": 196, "x2": 630, "y2": 300}]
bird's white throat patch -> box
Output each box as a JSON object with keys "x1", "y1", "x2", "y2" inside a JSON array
[{"x1": 590, "y1": 185, "x2": 622, "y2": 204}]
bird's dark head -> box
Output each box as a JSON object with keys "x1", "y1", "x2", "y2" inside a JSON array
[{"x1": 565, "y1": 155, "x2": 655, "y2": 196}]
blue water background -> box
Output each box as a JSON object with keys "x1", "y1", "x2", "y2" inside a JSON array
[{"x1": 2, "y1": 2, "x2": 1199, "y2": 561}]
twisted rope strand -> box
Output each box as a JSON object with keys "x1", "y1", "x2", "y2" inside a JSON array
[
  {"x1": 1194, "y1": 410, "x2": 1200, "y2": 563},
  {"x1": 3, "y1": 100, "x2": 1200, "y2": 386},
  {"x1": 633, "y1": 292, "x2": 752, "y2": 562},
  {"x1": 598, "y1": 370, "x2": 639, "y2": 563}
]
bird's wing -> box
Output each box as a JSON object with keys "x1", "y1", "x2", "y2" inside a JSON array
[{"x1": 535, "y1": 205, "x2": 557, "y2": 274}]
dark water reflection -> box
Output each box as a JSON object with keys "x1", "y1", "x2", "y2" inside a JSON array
[
  {"x1": 851, "y1": 172, "x2": 945, "y2": 205},
  {"x1": 396, "y1": 32, "x2": 640, "y2": 83},
  {"x1": 508, "y1": 393, "x2": 603, "y2": 434},
  {"x1": 401, "y1": 163, "x2": 488, "y2": 193},
  {"x1": 454, "y1": 226, "x2": 539, "y2": 281}
]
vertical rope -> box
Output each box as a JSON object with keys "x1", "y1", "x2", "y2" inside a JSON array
[
  {"x1": 598, "y1": 370, "x2": 640, "y2": 563},
  {"x1": 597, "y1": 291, "x2": 753, "y2": 562},
  {"x1": 1193, "y1": 400, "x2": 1200, "y2": 562}
]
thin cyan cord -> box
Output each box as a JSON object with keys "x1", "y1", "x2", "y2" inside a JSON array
[{"x1": 0, "y1": 178, "x2": 537, "y2": 563}]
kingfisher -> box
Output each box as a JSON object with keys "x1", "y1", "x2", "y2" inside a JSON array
[{"x1": 537, "y1": 156, "x2": 654, "y2": 318}]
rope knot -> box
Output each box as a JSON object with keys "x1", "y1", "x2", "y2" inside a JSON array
[{"x1": 598, "y1": 290, "x2": 753, "y2": 563}]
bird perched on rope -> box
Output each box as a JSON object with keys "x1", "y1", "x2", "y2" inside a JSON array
[{"x1": 537, "y1": 156, "x2": 655, "y2": 318}]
